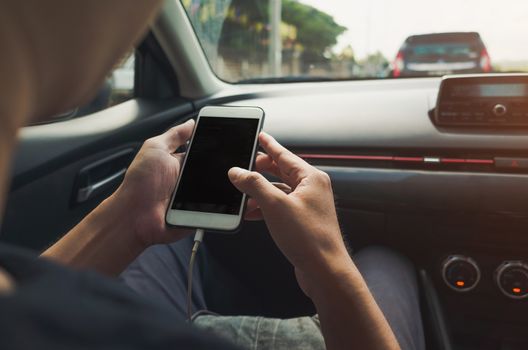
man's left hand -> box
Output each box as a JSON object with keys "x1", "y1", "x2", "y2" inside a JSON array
[{"x1": 112, "y1": 119, "x2": 195, "y2": 247}]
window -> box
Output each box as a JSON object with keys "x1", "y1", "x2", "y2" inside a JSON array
[
  {"x1": 181, "y1": 0, "x2": 528, "y2": 82},
  {"x1": 68, "y1": 52, "x2": 135, "y2": 119},
  {"x1": 109, "y1": 54, "x2": 135, "y2": 105}
]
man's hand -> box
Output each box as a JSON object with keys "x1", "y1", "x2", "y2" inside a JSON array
[
  {"x1": 114, "y1": 119, "x2": 195, "y2": 247},
  {"x1": 42, "y1": 120, "x2": 195, "y2": 276},
  {"x1": 229, "y1": 132, "x2": 400, "y2": 350},
  {"x1": 228, "y1": 132, "x2": 351, "y2": 296}
]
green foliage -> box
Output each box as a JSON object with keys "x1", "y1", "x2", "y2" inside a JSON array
[
  {"x1": 218, "y1": 0, "x2": 269, "y2": 58},
  {"x1": 218, "y1": 0, "x2": 347, "y2": 62},
  {"x1": 282, "y1": 0, "x2": 346, "y2": 56},
  {"x1": 359, "y1": 51, "x2": 389, "y2": 66}
]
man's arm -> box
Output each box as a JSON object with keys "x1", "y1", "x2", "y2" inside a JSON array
[
  {"x1": 41, "y1": 191, "x2": 144, "y2": 276},
  {"x1": 296, "y1": 256, "x2": 400, "y2": 350},
  {"x1": 228, "y1": 132, "x2": 400, "y2": 350},
  {"x1": 42, "y1": 120, "x2": 195, "y2": 276}
]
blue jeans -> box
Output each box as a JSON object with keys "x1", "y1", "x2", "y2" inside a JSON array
[{"x1": 120, "y1": 237, "x2": 425, "y2": 350}]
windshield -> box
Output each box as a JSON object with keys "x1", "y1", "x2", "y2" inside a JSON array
[{"x1": 181, "y1": 0, "x2": 528, "y2": 83}]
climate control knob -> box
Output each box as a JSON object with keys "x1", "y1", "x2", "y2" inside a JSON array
[
  {"x1": 493, "y1": 103, "x2": 508, "y2": 117},
  {"x1": 496, "y1": 261, "x2": 528, "y2": 299},
  {"x1": 442, "y1": 255, "x2": 480, "y2": 292}
]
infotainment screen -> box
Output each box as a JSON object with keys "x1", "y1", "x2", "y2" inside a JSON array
[{"x1": 450, "y1": 83, "x2": 528, "y2": 98}]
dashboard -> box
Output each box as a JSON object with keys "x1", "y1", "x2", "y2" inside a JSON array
[
  {"x1": 224, "y1": 78, "x2": 528, "y2": 151},
  {"x1": 219, "y1": 78, "x2": 528, "y2": 213},
  {"x1": 215, "y1": 77, "x2": 528, "y2": 347}
]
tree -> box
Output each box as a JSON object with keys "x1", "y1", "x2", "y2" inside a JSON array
[
  {"x1": 282, "y1": 0, "x2": 346, "y2": 61},
  {"x1": 360, "y1": 51, "x2": 388, "y2": 67},
  {"x1": 357, "y1": 51, "x2": 390, "y2": 77},
  {"x1": 217, "y1": 0, "x2": 346, "y2": 64},
  {"x1": 217, "y1": 0, "x2": 270, "y2": 60}
]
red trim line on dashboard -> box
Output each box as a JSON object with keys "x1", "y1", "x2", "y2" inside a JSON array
[
  {"x1": 297, "y1": 154, "x2": 495, "y2": 165},
  {"x1": 440, "y1": 158, "x2": 467, "y2": 164},
  {"x1": 393, "y1": 157, "x2": 424, "y2": 162},
  {"x1": 463, "y1": 159, "x2": 494, "y2": 165},
  {"x1": 298, "y1": 154, "x2": 393, "y2": 161},
  {"x1": 441, "y1": 158, "x2": 494, "y2": 164}
]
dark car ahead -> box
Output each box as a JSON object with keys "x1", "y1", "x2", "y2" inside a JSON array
[{"x1": 392, "y1": 32, "x2": 492, "y2": 77}]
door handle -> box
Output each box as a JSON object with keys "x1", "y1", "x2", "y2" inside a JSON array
[
  {"x1": 76, "y1": 168, "x2": 127, "y2": 203},
  {"x1": 73, "y1": 147, "x2": 135, "y2": 205}
]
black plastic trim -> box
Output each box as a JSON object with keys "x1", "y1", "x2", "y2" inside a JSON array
[
  {"x1": 136, "y1": 32, "x2": 181, "y2": 99},
  {"x1": 419, "y1": 269, "x2": 454, "y2": 350},
  {"x1": 321, "y1": 166, "x2": 528, "y2": 215}
]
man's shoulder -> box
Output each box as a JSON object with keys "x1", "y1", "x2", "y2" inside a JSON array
[{"x1": 0, "y1": 243, "x2": 239, "y2": 349}]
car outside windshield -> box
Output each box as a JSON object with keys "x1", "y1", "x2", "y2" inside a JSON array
[{"x1": 181, "y1": 0, "x2": 528, "y2": 83}]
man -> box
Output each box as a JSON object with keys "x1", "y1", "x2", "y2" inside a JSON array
[{"x1": 0, "y1": 1, "x2": 424, "y2": 349}]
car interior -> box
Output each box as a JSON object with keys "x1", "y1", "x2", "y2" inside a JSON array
[{"x1": 3, "y1": 1, "x2": 528, "y2": 349}]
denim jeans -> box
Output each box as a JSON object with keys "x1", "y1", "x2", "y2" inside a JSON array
[{"x1": 120, "y1": 237, "x2": 425, "y2": 350}]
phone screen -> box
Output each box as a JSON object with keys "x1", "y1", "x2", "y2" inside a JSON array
[{"x1": 171, "y1": 117, "x2": 259, "y2": 215}]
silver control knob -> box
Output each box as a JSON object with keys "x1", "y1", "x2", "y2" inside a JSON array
[
  {"x1": 442, "y1": 255, "x2": 480, "y2": 292},
  {"x1": 493, "y1": 104, "x2": 507, "y2": 117},
  {"x1": 495, "y1": 261, "x2": 528, "y2": 299}
]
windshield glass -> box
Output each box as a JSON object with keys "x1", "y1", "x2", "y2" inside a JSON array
[{"x1": 181, "y1": 0, "x2": 528, "y2": 83}]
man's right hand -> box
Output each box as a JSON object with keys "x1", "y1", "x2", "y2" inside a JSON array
[
  {"x1": 229, "y1": 132, "x2": 401, "y2": 350},
  {"x1": 228, "y1": 132, "x2": 351, "y2": 297}
]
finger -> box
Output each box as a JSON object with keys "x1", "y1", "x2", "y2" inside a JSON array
[
  {"x1": 244, "y1": 208, "x2": 264, "y2": 221},
  {"x1": 259, "y1": 132, "x2": 314, "y2": 186},
  {"x1": 228, "y1": 167, "x2": 286, "y2": 208},
  {"x1": 245, "y1": 184, "x2": 291, "y2": 208},
  {"x1": 245, "y1": 197, "x2": 260, "y2": 213},
  {"x1": 244, "y1": 198, "x2": 263, "y2": 221},
  {"x1": 255, "y1": 152, "x2": 281, "y2": 178},
  {"x1": 171, "y1": 152, "x2": 185, "y2": 162},
  {"x1": 271, "y1": 182, "x2": 292, "y2": 194},
  {"x1": 157, "y1": 119, "x2": 195, "y2": 152}
]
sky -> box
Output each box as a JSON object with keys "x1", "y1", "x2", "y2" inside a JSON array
[{"x1": 300, "y1": 0, "x2": 528, "y2": 62}]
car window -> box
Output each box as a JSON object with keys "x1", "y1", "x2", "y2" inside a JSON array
[
  {"x1": 109, "y1": 54, "x2": 135, "y2": 105},
  {"x1": 181, "y1": 0, "x2": 528, "y2": 82},
  {"x1": 49, "y1": 52, "x2": 135, "y2": 122},
  {"x1": 409, "y1": 44, "x2": 477, "y2": 58}
]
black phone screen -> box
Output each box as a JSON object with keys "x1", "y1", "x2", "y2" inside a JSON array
[{"x1": 171, "y1": 116, "x2": 259, "y2": 215}]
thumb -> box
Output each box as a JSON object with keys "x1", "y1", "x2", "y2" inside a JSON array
[{"x1": 228, "y1": 167, "x2": 286, "y2": 207}]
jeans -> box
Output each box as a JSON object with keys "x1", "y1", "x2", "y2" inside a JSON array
[{"x1": 120, "y1": 237, "x2": 425, "y2": 350}]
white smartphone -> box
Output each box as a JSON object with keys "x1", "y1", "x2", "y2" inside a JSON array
[{"x1": 166, "y1": 106, "x2": 265, "y2": 232}]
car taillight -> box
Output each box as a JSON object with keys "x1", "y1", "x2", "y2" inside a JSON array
[
  {"x1": 393, "y1": 51, "x2": 404, "y2": 77},
  {"x1": 480, "y1": 49, "x2": 491, "y2": 72}
]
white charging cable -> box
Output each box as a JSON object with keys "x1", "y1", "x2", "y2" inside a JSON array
[{"x1": 187, "y1": 228, "x2": 205, "y2": 322}]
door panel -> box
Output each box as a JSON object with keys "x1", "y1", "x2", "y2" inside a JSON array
[
  {"x1": 2, "y1": 98, "x2": 195, "y2": 251},
  {"x1": 11, "y1": 98, "x2": 193, "y2": 190}
]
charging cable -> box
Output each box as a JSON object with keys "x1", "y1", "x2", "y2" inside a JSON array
[{"x1": 187, "y1": 228, "x2": 205, "y2": 322}]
